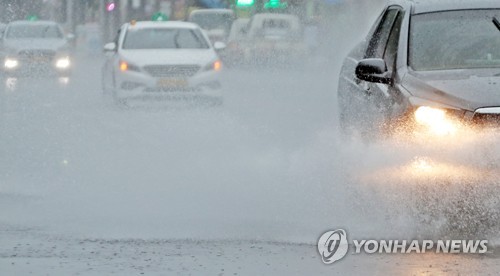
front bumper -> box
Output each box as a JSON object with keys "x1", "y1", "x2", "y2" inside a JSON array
[{"x1": 115, "y1": 69, "x2": 222, "y2": 100}]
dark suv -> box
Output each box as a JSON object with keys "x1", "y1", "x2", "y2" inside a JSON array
[{"x1": 338, "y1": 0, "x2": 500, "y2": 137}]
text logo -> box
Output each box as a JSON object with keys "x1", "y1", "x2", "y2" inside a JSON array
[{"x1": 317, "y1": 229, "x2": 348, "y2": 264}]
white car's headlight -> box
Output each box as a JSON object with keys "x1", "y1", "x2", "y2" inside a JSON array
[
  {"x1": 119, "y1": 60, "x2": 140, "y2": 72},
  {"x1": 4, "y1": 58, "x2": 19, "y2": 69},
  {"x1": 414, "y1": 106, "x2": 458, "y2": 135},
  {"x1": 204, "y1": 60, "x2": 222, "y2": 72},
  {"x1": 56, "y1": 57, "x2": 71, "y2": 69}
]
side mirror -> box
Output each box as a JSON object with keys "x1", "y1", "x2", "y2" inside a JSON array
[
  {"x1": 355, "y1": 58, "x2": 393, "y2": 84},
  {"x1": 103, "y1": 42, "x2": 117, "y2": 52},
  {"x1": 213, "y1": 41, "x2": 226, "y2": 51}
]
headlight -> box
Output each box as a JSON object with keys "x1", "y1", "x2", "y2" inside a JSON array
[
  {"x1": 4, "y1": 58, "x2": 19, "y2": 69},
  {"x1": 204, "y1": 60, "x2": 222, "y2": 72},
  {"x1": 414, "y1": 106, "x2": 458, "y2": 135},
  {"x1": 119, "y1": 61, "x2": 140, "y2": 72},
  {"x1": 55, "y1": 57, "x2": 71, "y2": 69}
]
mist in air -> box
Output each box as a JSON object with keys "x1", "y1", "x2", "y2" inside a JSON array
[{"x1": 0, "y1": 0, "x2": 498, "y2": 253}]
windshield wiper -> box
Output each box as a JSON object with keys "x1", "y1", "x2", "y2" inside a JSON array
[{"x1": 493, "y1": 17, "x2": 500, "y2": 32}]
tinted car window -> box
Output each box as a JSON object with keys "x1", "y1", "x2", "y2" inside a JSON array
[
  {"x1": 384, "y1": 12, "x2": 405, "y2": 71},
  {"x1": 6, "y1": 24, "x2": 63, "y2": 39},
  {"x1": 122, "y1": 28, "x2": 209, "y2": 50},
  {"x1": 410, "y1": 10, "x2": 500, "y2": 70},
  {"x1": 366, "y1": 8, "x2": 399, "y2": 58},
  {"x1": 262, "y1": 19, "x2": 291, "y2": 38}
]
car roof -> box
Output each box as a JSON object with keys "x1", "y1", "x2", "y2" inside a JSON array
[
  {"x1": 126, "y1": 21, "x2": 200, "y2": 30},
  {"x1": 390, "y1": 0, "x2": 500, "y2": 14}
]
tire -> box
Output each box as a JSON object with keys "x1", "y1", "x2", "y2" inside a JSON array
[
  {"x1": 211, "y1": 96, "x2": 223, "y2": 107},
  {"x1": 111, "y1": 88, "x2": 127, "y2": 106}
]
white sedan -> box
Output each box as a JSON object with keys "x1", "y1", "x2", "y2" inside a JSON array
[{"x1": 102, "y1": 21, "x2": 225, "y2": 105}]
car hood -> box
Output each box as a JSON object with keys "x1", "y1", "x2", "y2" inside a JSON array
[
  {"x1": 403, "y1": 70, "x2": 500, "y2": 111},
  {"x1": 119, "y1": 49, "x2": 217, "y2": 67},
  {"x1": 3, "y1": 39, "x2": 67, "y2": 53}
]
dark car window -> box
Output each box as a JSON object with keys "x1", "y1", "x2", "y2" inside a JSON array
[
  {"x1": 365, "y1": 8, "x2": 400, "y2": 58},
  {"x1": 384, "y1": 11, "x2": 405, "y2": 72},
  {"x1": 6, "y1": 24, "x2": 63, "y2": 39},
  {"x1": 410, "y1": 9, "x2": 500, "y2": 71},
  {"x1": 122, "y1": 28, "x2": 209, "y2": 50},
  {"x1": 260, "y1": 18, "x2": 298, "y2": 40}
]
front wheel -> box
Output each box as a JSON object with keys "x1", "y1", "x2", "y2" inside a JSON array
[
  {"x1": 111, "y1": 88, "x2": 128, "y2": 106},
  {"x1": 210, "y1": 96, "x2": 223, "y2": 107}
]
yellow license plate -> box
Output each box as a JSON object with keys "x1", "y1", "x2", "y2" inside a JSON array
[{"x1": 157, "y1": 78, "x2": 188, "y2": 88}]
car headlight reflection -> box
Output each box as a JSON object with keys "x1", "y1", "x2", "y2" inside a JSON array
[
  {"x1": 414, "y1": 106, "x2": 458, "y2": 136},
  {"x1": 56, "y1": 57, "x2": 71, "y2": 69},
  {"x1": 4, "y1": 58, "x2": 19, "y2": 69}
]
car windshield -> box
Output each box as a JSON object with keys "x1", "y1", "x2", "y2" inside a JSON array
[
  {"x1": 6, "y1": 24, "x2": 62, "y2": 39},
  {"x1": 410, "y1": 10, "x2": 500, "y2": 71},
  {"x1": 190, "y1": 13, "x2": 233, "y2": 32},
  {"x1": 228, "y1": 20, "x2": 248, "y2": 41},
  {"x1": 122, "y1": 27, "x2": 209, "y2": 49},
  {"x1": 262, "y1": 18, "x2": 293, "y2": 38}
]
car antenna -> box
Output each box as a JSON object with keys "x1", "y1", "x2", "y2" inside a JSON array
[{"x1": 493, "y1": 17, "x2": 500, "y2": 32}]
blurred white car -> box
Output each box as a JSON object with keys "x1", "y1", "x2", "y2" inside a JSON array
[
  {"x1": 188, "y1": 9, "x2": 235, "y2": 43},
  {"x1": 244, "y1": 13, "x2": 307, "y2": 65},
  {"x1": 102, "y1": 21, "x2": 225, "y2": 104},
  {"x1": 221, "y1": 18, "x2": 250, "y2": 65},
  {"x1": 1, "y1": 21, "x2": 73, "y2": 77}
]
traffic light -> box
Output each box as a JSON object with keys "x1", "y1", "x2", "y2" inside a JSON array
[
  {"x1": 26, "y1": 15, "x2": 39, "y2": 21},
  {"x1": 236, "y1": 0, "x2": 255, "y2": 7},
  {"x1": 264, "y1": 0, "x2": 287, "y2": 9},
  {"x1": 152, "y1": 12, "x2": 169, "y2": 21}
]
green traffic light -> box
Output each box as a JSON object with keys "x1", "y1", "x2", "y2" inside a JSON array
[
  {"x1": 264, "y1": 0, "x2": 287, "y2": 9},
  {"x1": 27, "y1": 15, "x2": 39, "y2": 21},
  {"x1": 236, "y1": 0, "x2": 255, "y2": 7},
  {"x1": 152, "y1": 12, "x2": 169, "y2": 21}
]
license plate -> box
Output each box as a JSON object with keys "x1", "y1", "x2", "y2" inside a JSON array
[
  {"x1": 31, "y1": 56, "x2": 50, "y2": 62},
  {"x1": 157, "y1": 78, "x2": 187, "y2": 88}
]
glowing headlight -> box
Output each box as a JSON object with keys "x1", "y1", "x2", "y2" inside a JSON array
[
  {"x1": 204, "y1": 60, "x2": 222, "y2": 71},
  {"x1": 415, "y1": 106, "x2": 446, "y2": 125},
  {"x1": 414, "y1": 106, "x2": 457, "y2": 135},
  {"x1": 119, "y1": 61, "x2": 140, "y2": 72},
  {"x1": 56, "y1": 57, "x2": 71, "y2": 69},
  {"x1": 4, "y1": 58, "x2": 19, "y2": 69}
]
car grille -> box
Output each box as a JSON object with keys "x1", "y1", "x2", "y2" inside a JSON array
[
  {"x1": 18, "y1": 50, "x2": 56, "y2": 61},
  {"x1": 143, "y1": 65, "x2": 200, "y2": 77}
]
